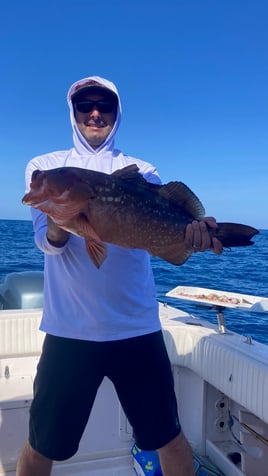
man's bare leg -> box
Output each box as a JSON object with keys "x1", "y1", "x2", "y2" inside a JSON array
[
  {"x1": 158, "y1": 432, "x2": 195, "y2": 476},
  {"x1": 16, "y1": 442, "x2": 53, "y2": 476}
]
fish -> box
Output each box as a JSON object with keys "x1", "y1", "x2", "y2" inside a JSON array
[{"x1": 22, "y1": 164, "x2": 259, "y2": 268}]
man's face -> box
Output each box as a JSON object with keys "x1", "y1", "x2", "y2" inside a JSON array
[{"x1": 73, "y1": 92, "x2": 117, "y2": 149}]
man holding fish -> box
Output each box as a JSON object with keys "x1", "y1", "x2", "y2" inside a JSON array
[{"x1": 17, "y1": 75, "x2": 223, "y2": 476}]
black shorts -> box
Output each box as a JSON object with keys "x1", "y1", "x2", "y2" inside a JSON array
[{"x1": 29, "y1": 331, "x2": 181, "y2": 460}]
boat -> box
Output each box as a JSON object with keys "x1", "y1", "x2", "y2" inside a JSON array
[{"x1": 1, "y1": 271, "x2": 268, "y2": 476}]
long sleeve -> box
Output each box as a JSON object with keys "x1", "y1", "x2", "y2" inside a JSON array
[{"x1": 31, "y1": 209, "x2": 68, "y2": 255}]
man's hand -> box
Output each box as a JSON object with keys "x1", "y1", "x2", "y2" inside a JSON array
[
  {"x1": 46, "y1": 217, "x2": 70, "y2": 248},
  {"x1": 185, "y1": 217, "x2": 223, "y2": 255}
]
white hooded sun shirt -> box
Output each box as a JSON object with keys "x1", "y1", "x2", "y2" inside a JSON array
[{"x1": 25, "y1": 76, "x2": 162, "y2": 341}]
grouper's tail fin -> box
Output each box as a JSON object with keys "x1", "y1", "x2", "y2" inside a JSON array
[{"x1": 213, "y1": 223, "x2": 259, "y2": 247}]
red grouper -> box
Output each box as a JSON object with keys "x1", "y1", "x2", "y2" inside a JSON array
[{"x1": 22, "y1": 164, "x2": 259, "y2": 268}]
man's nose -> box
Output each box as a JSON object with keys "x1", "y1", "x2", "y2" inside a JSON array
[{"x1": 90, "y1": 107, "x2": 101, "y2": 116}]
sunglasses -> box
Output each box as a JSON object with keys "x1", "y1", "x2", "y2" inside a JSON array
[{"x1": 74, "y1": 99, "x2": 116, "y2": 114}]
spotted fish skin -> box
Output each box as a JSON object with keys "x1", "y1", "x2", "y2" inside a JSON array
[{"x1": 22, "y1": 165, "x2": 259, "y2": 268}]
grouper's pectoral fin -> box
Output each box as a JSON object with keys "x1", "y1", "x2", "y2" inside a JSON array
[
  {"x1": 69, "y1": 214, "x2": 107, "y2": 268},
  {"x1": 85, "y1": 238, "x2": 107, "y2": 268}
]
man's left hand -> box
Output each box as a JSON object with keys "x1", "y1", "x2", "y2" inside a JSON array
[{"x1": 185, "y1": 217, "x2": 223, "y2": 255}]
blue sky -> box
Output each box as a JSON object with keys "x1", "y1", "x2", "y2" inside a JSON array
[{"x1": 1, "y1": 0, "x2": 267, "y2": 229}]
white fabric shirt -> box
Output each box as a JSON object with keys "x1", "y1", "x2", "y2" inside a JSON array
[{"x1": 25, "y1": 76, "x2": 162, "y2": 341}]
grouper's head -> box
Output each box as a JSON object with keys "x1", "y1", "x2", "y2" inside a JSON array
[{"x1": 22, "y1": 168, "x2": 93, "y2": 208}]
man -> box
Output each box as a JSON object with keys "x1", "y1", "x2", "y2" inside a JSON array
[{"x1": 16, "y1": 75, "x2": 222, "y2": 476}]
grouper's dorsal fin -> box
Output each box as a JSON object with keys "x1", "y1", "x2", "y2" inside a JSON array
[
  {"x1": 112, "y1": 164, "x2": 140, "y2": 178},
  {"x1": 159, "y1": 181, "x2": 206, "y2": 219},
  {"x1": 111, "y1": 164, "x2": 150, "y2": 186}
]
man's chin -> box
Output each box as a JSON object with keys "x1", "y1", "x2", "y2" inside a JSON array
[{"x1": 85, "y1": 134, "x2": 106, "y2": 148}]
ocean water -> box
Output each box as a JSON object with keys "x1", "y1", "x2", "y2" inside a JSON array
[{"x1": 1, "y1": 219, "x2": 268, "y2": 345}]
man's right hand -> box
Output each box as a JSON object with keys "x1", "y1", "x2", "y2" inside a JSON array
[{"x1": 46, "y1": 216, "x2": 70, "y2": 247}]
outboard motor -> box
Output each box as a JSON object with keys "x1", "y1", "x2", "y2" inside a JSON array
[{"x1": 0, "y1": 271, "x2": 44, "y2": 309}]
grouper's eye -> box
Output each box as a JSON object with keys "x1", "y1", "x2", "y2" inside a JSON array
[{"x1": 32, "y1": 170, "x2": 42, "y2": 180}]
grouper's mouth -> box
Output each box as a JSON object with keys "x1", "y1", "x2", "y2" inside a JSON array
[{"x1": 22, "y1": 197, "x2": 50, "y2": 208}]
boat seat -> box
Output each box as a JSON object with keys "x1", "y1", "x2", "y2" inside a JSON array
[{"x1": 0, "y1": 309, "x2": 44, "y2": 358}]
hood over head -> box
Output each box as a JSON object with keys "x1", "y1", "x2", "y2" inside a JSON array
[{"x1": 67, "y1": 76, "x2": 121, "y2": 155}]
